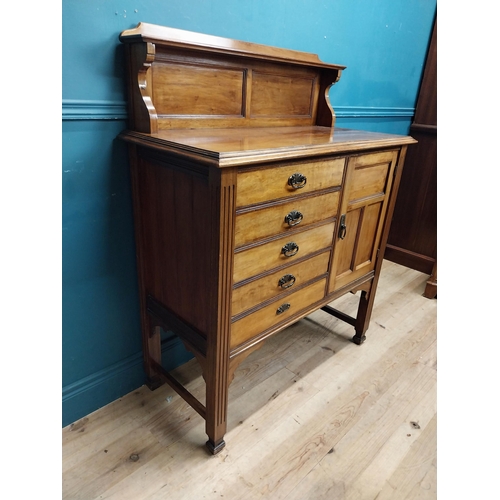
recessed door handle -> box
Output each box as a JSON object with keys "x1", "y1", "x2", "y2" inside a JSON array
[{"x1": 338, "y1": 214, "x2": 347, "y2": 240}]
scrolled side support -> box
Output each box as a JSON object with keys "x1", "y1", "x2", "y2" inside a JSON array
[
  {"x1": 125, "y1": 41, "x2": 159, "y2": 133},
  {"x1": 315, "y1": 69, "x2": 343, "y2": 129}
]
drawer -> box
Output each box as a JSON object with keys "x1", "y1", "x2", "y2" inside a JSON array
[
  {"x1": 235, "y1": 191, "x2": 340, "y2": 248},
  {"x1": 232, "y1": 251, "x2": 330, "y2": 317},
  {"x1": 236, "y1": 157, "x2": 345, "y2": 207},
  {"x1": 230, "y1": 278, "x2": 327, "y2": 349},
  {"x1": 233, "y1": 222, "x2": 335, "y2": 284}
]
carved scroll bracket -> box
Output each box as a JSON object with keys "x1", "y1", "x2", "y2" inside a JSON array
[
  {"x1": 129, "y1": 41, "x2": 159, "y2": 133},
  {"x1": 316, "y1": 69, "x2": 343, "y2": 130}
]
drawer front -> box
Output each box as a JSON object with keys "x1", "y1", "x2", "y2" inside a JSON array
[
  {"x1": 231, "y1": 278, "x2": 327, "y2": 349},
  {"x1": 348, "y1": 150, "x2": 396, "y2": 204},
  {"x1": 233, "y1": 222, "x2": 335, "y2": 284},
  {"x1": 236, "y1": 157, "x2": 345, "y2": 207},
  {"x1": 232, "y1": 251, "x2": 330, "y2": 317},
  {"x1": 235, "y1": 191, "x2": 340, "y2": 248}
]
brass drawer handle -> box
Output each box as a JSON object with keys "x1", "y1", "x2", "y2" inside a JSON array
[
  {"x1": 278, "y1": 274, "x2": 296, "y2": 289},
  {"x1": 288, "y1": 173, "x2": 307, "y2": 190},
  {"x1": 284, "y1": 210, "x2": 303, "y2": 227},
  {"x1": 338, "y1": 214, "x2": 347, "y2": 240},
  {"x1": 281, "y1": 242, "x2": 299, "y2": 257},
  {"x1": 276, "y1": 303, "x2": 291, "y2": 315}
]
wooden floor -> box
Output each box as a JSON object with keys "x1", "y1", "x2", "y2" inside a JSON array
[{"x1": 62, "y1": 261, "x2": 437, "y2": 500}]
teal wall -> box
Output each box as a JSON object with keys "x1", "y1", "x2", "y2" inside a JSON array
[{"x1": 62, "y1": 0, "x2": 436, "y2": 426}]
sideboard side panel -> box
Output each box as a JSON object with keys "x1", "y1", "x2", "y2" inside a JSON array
[{"x1": 132, "y1": 149, "x2": 213, "y2": 337}]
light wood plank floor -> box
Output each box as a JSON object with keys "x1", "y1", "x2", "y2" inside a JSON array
[{"x1": 62, "y1": 260, "x2": 437, "y2": 500}]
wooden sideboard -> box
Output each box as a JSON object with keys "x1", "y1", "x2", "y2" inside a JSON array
[{"x1": 119, "y1": 23, "x2": 416, "y2": 454}]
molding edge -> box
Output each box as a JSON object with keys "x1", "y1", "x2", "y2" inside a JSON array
[
  {"x1": 62, "y1": 100, "x2": 414, "y2": 121},
  {"x1": 334, "y1": 106, "x2": 414, "y2": 118},
  {"x1": 62, "y1": 99, "x2": 128, "y2": 121}
]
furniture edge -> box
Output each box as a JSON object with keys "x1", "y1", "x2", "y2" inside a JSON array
[
  {"x1": 119, "y1": 22, "x2": 346, "y2": 71},
  {"x1": 118, "y1": 129, "x2": 417, "y2": 168}
]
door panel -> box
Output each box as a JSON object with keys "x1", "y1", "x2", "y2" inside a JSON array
[
  {"x1": 329, "y1": 150, "x2": 398, "y2": 292},
  {"x1": 355, "y1": 201, "x2": 382, "y2": 268}
]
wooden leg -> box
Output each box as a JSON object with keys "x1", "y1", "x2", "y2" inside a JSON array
[
  {"x1": 204, "y1": 350, "x2": 228, "y2": 454},
  {"x1": 423, "y1": 261, "x2": 437, "y2": 299},
  {"x1": 203, "y1": 323, "x2": 230, "y2": 455},
  {"x1": 203, "y1": 169, "x2": 235, "y2": 454},
  {"x1": 352, "y1": 288, "x2": 375, "y2": 345},
  {"x1": 205, "y1": 417, "x2": 227, "y2": 455},
  {"x1": 205, "y1": 436, "x2": 226, "y2": 455},
  {"x1": 320, "y1": 283, "x2": 375, "y2": 345},
  {"x1": 144, "y1": 322, "x2": 164, "y2": 391},
  {"x1": 351, "y1": 331, "x2": 367, "y2": 345}
]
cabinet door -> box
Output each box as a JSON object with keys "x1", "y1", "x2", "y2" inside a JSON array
[{"x1": 328, "y1": 150, "x2": 398, "y2": 293}]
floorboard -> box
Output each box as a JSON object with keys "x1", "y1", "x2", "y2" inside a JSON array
[{"x1": 62, "y1": 260, "x2": 437, "y2": 500}]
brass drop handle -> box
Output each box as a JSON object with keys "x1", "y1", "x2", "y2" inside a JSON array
[
  {"x1": 338, "y1": 214, "x2": 347, "y2": 240},
  {"x1": 278, "y1": 274, "x2": 296, "y2": 289},
  {"x1": 276, "y1": 303, "x2": 291, "y2": 315},
  {"x1": 284, "y1": 210, "x2": 303, "y2": 227},
  {"x1": 281, "y1": 242, "x2": 299, "y2": 257},
  {"x1": 288, "y1": 173, "x2": 307, "y2": 190}
]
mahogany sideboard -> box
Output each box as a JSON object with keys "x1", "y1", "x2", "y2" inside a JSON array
[{"x1": 118, "y1": 23, "x2": 416, "y2": 454}]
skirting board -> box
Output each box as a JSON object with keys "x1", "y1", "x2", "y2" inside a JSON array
[
  {"x1": 384, "y1": 246, "x2": 435, "y2": 276},
  {"x1": 62, "y1": 336, "x2": 193, "y2": 427}
]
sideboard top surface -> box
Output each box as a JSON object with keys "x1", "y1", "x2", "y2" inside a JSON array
[{"x1": 120, "y1": 126, "x2": 417, "y2": 167}]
